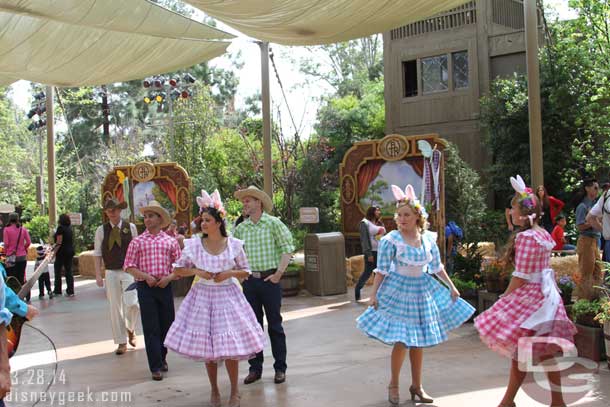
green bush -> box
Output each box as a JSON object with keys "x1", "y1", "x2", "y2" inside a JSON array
[
  {"x1": 451, "y1": 276, "x2": 478, "y2": 292},
  {"x1": 291, "y1": 227, "x2": 308, "y2": 251},
  {"x1": 23, "y1": 215, "x2": 50, "y2": 244},
  {"x1": 571, "y1": 299, "x2": 602, "y2": 327},
  {"x1": 452, "y1": 242, "x2": 484, "y2": 287}
]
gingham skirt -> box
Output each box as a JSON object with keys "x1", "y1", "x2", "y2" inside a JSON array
[
  {"x1": 356, "y1": 272, "x2": 475, "y2": 347},
  {"x1": 474, "y1": 282, "x2": 577, "y2": 360},
  {"x1": 164, "y1": 282, "x2": 265, "y2": 362}
]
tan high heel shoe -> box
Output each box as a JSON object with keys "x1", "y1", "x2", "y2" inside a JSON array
[
  {"x1": 228, "y1": 393, "x2": 241, "y2": 407},
  {"x1": 388, "y1": 384, "x2": 399, "y2": 405},
  {"x1": 210, "y1": 392, "x2": 221, "y2": 407},
  {"x1": 409, "y1": 385, "x2": 433, "y2": 403}
]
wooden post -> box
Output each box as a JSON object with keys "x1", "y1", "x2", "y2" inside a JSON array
[
  {"x1": 524, "y1": 0, "x2": 544, "y2": 187},
  {"x1": 45, "y1": 85, "x2": 57, "y2": 232},
  {"x1": 259, "y1": 41, "x2": 273, "y2": 198}
]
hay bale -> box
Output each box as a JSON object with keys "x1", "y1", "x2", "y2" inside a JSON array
[
  {"x1": 78, "y1": 250, "x2": 103, "y2": 278},
  {"x1": 345, "y1": 254, "x2": 371, "y2": 287},
  {"x1": 458, "y1": 242, "x2": 496, "y2": 258},
  {"x1": 27, "y1": 245, "x2": 39, "y2": 261},
  {"x1": 550, "y1": 255, "x2": 578, "y2": 280}
]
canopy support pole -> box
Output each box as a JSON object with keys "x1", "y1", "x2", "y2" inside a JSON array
[{"x1": 259, "y1": 41, "x2": 273, "y2": 198}]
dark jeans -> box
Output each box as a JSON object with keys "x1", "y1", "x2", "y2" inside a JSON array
[
  {"x1": 53, "y1": 253, "x2": 74, "y2": 295},
  {"x1": 243, "y1": 275, "x2": 286, "y2": 374},
  {"x1": 137, "y1": 282, "x2": 174, "y2": 373},
  {"x1": 38, "y1": 272, "x2": 52, "y2": 295},
  {"x1": 355, "y1": 251, "x2": 377, "y2": 301},
  {"x1": 6, "y1": 260, "x2": 30, "y2": 301},
  {"x1": 603, "y1": 239, "x2": 610, "y2": 263}
]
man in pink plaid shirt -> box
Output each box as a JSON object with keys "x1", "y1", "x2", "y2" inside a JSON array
[{"x1": 124, "y1": 201, "x2": 180, "y2": 381}]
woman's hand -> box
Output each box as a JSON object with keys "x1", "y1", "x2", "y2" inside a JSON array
[
  {"x1": 450, "y1": 287, "x2": 460, "y2": 302},
  {"x1": 368, "y1": 294, "x2": 378, "y2": 309},
  {"x1": 196, "y1": 269, "x2": 214, "y2": 280},
  {"x1": 173, "y1": 267, "x2": 193, "y2": 277},
  {"x1": 145, "y1": 274, "x2": 158, "y2": 288},
  {"x1": 156, "y1": 274, "x2": 174, "y2": 289},
  {"x1": 213, "y1": 271, "x2": 233, "y2": 283}
]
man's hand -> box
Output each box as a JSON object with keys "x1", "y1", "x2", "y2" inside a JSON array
[
  {"x1": 25, "y1": 305, "x2": 39, "y2": 321},
  {"x1": 264, "y1": 271, "x2": 282, "y2": 284},
  {"x1": 156, "y1": 274, "x2": 173, "y2": 289},
  {"x1": 145, "y1": 274, "x2": 158, "y2": 288},
  {"x1": 96, "y1": 275, "x2": 104, "y2": 288},
  {"x1": 367, "y1": 255, "x2": 374, "y2": 263},
  {"x1": 508, "y1": 224, "x2": 514, "y2": 232},
  {"x1": 213, "y1": 271, "x2": 233, "y2": 283}
]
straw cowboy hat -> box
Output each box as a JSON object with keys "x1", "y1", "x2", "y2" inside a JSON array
[
  {"x1": 102, "y1": 197, "x2": 127, "y2": 211},
  {"x1": 234, "y1": 186, "x2": 273, "y2": 213},
  {"x1": 139, "y1": 200, "x2": 171, "y2": 228}
]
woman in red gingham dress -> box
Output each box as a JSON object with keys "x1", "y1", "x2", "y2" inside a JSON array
[
  {"x1": 475, "y1": 175, "x2": 576, "y2": 407},
  {"x1": 165, "y1": 190, "x2": 265, "y2": 407}
]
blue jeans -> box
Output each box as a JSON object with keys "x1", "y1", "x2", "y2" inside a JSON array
[
  {"x1": 243, "y1": 275, "x2": 286, "y2": 373},
  {"x1": 137, "y1": 282, "x2": 174, "y2": 373},
  {"x1": 355, "y1": 252, "x2": 377, "y2": 301},
  {"x1": 603, "y1": 239, "x2": 610, "y2": 262},
  {"x1": 562, "y1": 244, "x2": 576, "y2": 251}
]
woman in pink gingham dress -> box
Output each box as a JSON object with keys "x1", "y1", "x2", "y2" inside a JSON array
[
  {"x1": 165, "y1": 190, "x2": 265, "y2": 407},
  {"x1": 475, "y1": 175, "x2": 576, "y2": 407}
]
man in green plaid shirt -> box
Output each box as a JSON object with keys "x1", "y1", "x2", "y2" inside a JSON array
[{"x1": 234, "y1": 186, "x2": 294, "y2": 386}]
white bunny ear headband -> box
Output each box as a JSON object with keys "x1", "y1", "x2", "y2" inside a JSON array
[
  {"x1": 196, "y1": 189, "x2": 226, "y2": 218},
  {"x1": 391, "y1": 184, "x2": 428, "y2": 219},
  {"x1": 509, "y1": 175, "x2": 538, "y2": 224}
]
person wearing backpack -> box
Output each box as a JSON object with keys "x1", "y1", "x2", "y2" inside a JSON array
[
  {"x1": 2, "y1": 212, "x2": 31, "y2": 302},
  {"x1": 586, "y1": 184, "x2": 610, "y2": 262}
]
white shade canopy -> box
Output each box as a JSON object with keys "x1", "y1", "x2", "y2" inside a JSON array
[
  {"x1": 0, "y1": 0, "x2": 234, "y2": 87},
  {"x1": 184, "y1": 0, "x2": 469, "y2": 45}
]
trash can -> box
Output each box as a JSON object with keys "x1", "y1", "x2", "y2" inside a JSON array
[{"x1": 304, "y1": 232, "x2": 347, "y2": 296}]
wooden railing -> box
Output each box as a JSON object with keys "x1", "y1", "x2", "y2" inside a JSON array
[
  {"x1": 492, "y1": 0, "x2": 524, "y2": 29},
  {"x1": 390, "y1": 1, "x2": 477, "y2": 41}
]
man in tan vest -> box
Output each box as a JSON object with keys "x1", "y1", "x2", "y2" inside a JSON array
[{"x1": 94, "y1": 198, "x2": 139, "y2": 355}]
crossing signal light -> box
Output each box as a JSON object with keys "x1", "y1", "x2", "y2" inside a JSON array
[
  {"x1": 181, "y1": 90, "x2": 190, "y2": 99},
  {"x1": 142, "y1": 78, "x2": 152, "y2": 88},
  {"x1": 153, "y1": 77, "x2": 165, "y2": 88},
  {"x1": 169, "y1": 78, "x2": 178, "y2": 87},
  {"x1": 33, "y1": 91, "x2": 46, "y2": 101}
]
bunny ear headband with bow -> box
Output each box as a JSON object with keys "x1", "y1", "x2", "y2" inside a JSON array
[
  {"x1": 391, "y1": 184, "x2": 428, "y2": 219},
  {"x1": 509, "y1": 175, "x2": 537, "y2": 209},
  {"x1": 196, "y1": 189, "x2": 226, "y2": 218}
]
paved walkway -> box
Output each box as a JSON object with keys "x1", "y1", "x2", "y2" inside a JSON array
[{"x1": 5, "y1": 275, "x2": 610, "y2": 407}]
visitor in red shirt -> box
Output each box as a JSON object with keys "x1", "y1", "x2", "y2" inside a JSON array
[{"x1": 551, "y1": 215, "x2": 575, "y2": 251}]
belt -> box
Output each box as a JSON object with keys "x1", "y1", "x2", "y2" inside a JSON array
[{"x1": 251, "y1": 268, "x2": 276, "y2": 279}]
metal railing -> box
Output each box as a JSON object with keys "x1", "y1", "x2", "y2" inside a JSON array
[{"x1": 390, "y1": 1, "x2": 477, "y2": 40}]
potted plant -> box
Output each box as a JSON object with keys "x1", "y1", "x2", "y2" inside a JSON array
[
  {"x1": 481, "y1": 259, "x2": 511, "y2": 294},
  {"x1": 571, "y1": 298, "x2": 605, "y2": 362},
  {"x1": 557, "y1": 275, "x2": 575, "y2": 305},
  {"x1": 594, "y1": 272, "x2": 610, "y2": 366}
]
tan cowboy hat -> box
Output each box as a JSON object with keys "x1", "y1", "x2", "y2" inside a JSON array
[
  {"x1": 234, "y1": 186, "x2": 273, "y2": 213},
  {"x1": 139, "y1": 200, "x2": 171, "y2": 228},
  {"x1": 103, "y1": 197, "x2": 128, "y2": 211}
]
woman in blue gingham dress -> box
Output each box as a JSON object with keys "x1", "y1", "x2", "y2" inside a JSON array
[{"x1": 356, "y1": 184, "x2": 475, "y2": 405}]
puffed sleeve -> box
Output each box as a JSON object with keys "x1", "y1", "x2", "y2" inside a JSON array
[
  {"x1": 173, "y1": 238, "x2": 195, "y2": 269},
  {"x1": 425, "y1": 232, "x2": 443, "y2": 274},
  {"x1": 374, "y1": 236, "x2": 396, "y2": 276},
  {"x1": 231, "y1": 238, "x2": 251, "y2": 274}
]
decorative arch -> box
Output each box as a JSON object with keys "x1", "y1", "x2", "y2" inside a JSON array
[
  {"x1": 339, "y1": 134, "x2": 447, "y2": 257},
  {"x1": 101, "y1": 162, "x2": 192, "y2": 233}
]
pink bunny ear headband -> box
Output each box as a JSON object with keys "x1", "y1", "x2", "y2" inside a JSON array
[
  {"x1": 510, "y1": 175, "x2": 538, "y2": 225},
  {"x1": 391, "y1": 184, "x2": 428, "y2": 219},
  {"x1": 196, "y1": 189, "x2": 226, "y2": 218}
]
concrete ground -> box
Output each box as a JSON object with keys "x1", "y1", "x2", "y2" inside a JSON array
[{"x1": 5, "y1": 272, "x2": 610, "y2": 407}]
